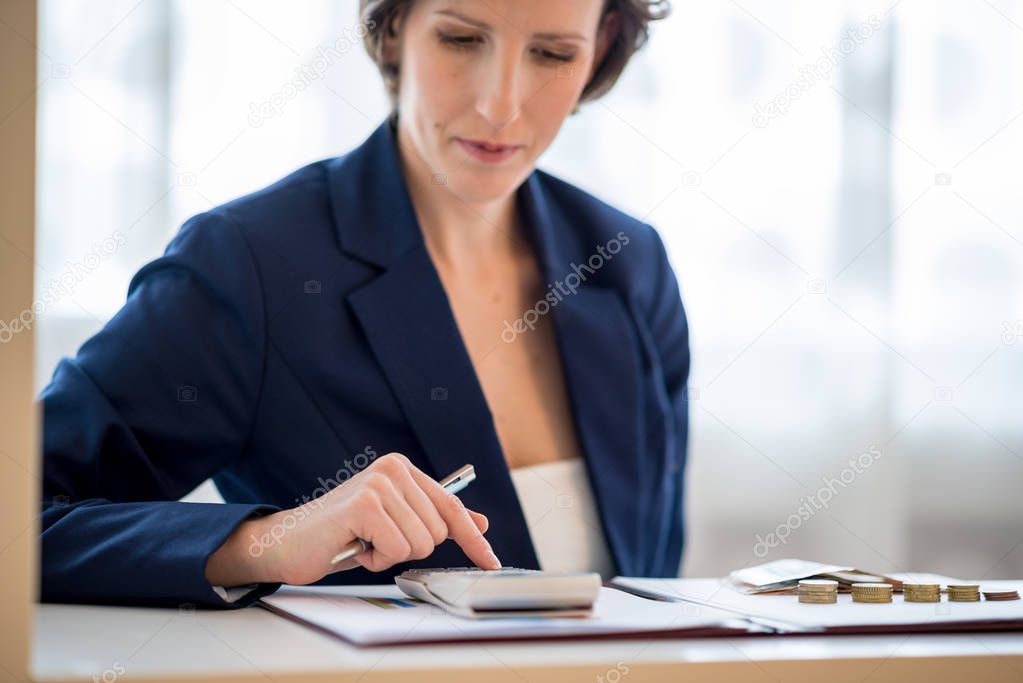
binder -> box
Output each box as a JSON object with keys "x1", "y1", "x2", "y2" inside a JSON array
[{"x1": 259, "y1": 584, "x2": 756, "y2": 647}]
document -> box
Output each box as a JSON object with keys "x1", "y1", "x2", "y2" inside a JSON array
[{"x1": 259, "y1": 584, "x2": 752, "y2": 646}]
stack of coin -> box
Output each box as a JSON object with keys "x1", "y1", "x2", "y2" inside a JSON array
[
  {"x1": 982, "y1": 589, "x2": 1020, "y2": 601},
  {"x1": 903, "y1": 583, "x2": 941, "y2": 603},
  {"x1": 851, "y1": 582, "x2": 893, "y2": 603},
  {"x1": 798, "y1": 579, "x2": 839, "y2": 604},
  {"x1": 946, "y1": 584, "x2": 981, "y2": 602}
]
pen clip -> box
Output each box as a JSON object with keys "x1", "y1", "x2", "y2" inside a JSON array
[{"x1": 439, "y1": 464, "x2": 475, "y2": 495}]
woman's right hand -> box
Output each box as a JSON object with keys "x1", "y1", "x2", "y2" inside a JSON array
[{"x1": 205, "y1": 453, "x2": 501, "y2": 588}]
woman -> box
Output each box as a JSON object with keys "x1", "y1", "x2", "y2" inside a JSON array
[{"x1": 39, "y1": 0, "x2": 689, "y2": 608}]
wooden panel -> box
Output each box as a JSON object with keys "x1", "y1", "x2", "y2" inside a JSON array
[{"x1": 0, "y1": 0, "x2": 39, "y2": 679}]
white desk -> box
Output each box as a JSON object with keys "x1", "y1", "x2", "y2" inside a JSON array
[{"x1": 33, "y1": 599, "x2": 1023, "y2": 682}]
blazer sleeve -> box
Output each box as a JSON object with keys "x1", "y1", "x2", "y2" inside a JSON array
[
  {"x1": 643, "y1": 226, "x2": 691, "y2": 576},
  {"x1": 38, "y1": 209, "x2": 283, "y2": 608}
]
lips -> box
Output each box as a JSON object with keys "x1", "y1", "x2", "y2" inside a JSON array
[
  {"x1": 465, "y1": 138, "x2": 516, "y2": 152},
  {"x1": 455, "y1": 137, "x2": 523, "y2": 164}
]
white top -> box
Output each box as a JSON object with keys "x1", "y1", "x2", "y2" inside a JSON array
[{"x1": 509, "y1": 457, "x2": 615, "y2": 579}]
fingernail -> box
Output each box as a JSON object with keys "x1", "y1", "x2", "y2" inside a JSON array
[{"x1": 487, "y1": 550, "x2": 501, "y2": 568}]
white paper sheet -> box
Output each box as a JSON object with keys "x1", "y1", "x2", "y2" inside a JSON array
[
  {"x1": 613, "y1": 576, "x2": 1023, "y2": 632},
  {"x1": 730, "y1": 559, "x2": 854, "y2": 588},
  {"x1": 259, "y1": 584, "x2": 749, "y2": 646}
]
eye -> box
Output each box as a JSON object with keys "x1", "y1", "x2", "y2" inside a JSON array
[
  {"x1": 533, "y1": 47, "x2": 576, "y2": 63},
  {"x1": 437, "y1": 31, "x2": 483, "y2": 51}
]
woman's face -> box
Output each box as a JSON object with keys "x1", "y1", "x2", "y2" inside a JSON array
[{"x1": 390, "y1": 0, "x2": 615, "y2": 205}]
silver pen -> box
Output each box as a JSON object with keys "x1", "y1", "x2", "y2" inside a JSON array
[{"x1": 329, "y1": 464, "x2": 477, "y2": 566}]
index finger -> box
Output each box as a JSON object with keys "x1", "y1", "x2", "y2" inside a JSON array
[{"x1": 405, "y1": 463, "x2": 501, "y2": 570}]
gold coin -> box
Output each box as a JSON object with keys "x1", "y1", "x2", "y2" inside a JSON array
[
  {"x1": 947, "y1": 585, "x2": 981, "y2": 602},
  {"x1": 852, "y1": 582, "x2": 893, "y2": 592},
  {"x1": 798, "y1": 580, "x2": 838, "y2": 603},
  {"x1": 852, "y1": 582, "x2": 893, "y2": 603},
  {"x1": 903, "y1": 583, "x2": 941, "y2": 602}
]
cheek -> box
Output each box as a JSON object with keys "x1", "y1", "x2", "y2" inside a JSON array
[
  {"x1": 526, "y1": 70, "x2": 585, "y2": 126},
  {"x1": 405, "y1": 45, "x2": 469, "y2": 115}
]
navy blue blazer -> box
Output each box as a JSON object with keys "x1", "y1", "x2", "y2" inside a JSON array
[{"x1": 39, "y1": 118, "x2": 690, "y2": 608}]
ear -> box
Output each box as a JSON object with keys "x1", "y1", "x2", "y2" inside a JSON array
[{"x1": 590, "y1": 10, "x2": 621, "y2": 79}]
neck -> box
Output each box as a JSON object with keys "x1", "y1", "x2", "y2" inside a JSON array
[{"x1": 396, "y1": 121, "x2": 526, "y2": 270}]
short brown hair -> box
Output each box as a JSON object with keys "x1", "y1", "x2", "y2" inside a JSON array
[{"x1": 359, "y1": 0, "x2": 670, "y2": 110}]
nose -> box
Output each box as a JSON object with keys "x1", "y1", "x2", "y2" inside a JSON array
[{"x1": 475, "y1": 47, "x2": 523, "y2": 130}]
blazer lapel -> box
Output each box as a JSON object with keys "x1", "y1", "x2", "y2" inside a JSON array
[{"x1": 518, "y1": 176, "x2": 646, "y2": 576}]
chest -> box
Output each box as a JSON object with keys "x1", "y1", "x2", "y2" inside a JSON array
[{"x1": 432, "y1": 254, "x2": 583, "y2": 469}]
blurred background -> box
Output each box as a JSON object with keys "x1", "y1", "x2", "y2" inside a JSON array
[{"x1": 32, "y1": 0, "x2": 1023, "y2": 580}]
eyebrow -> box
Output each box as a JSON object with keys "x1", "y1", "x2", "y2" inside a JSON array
[{"x1": 434, "y1": 9, "x2": 588, "y2": 42}]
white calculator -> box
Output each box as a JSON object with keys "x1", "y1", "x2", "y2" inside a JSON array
[{"x1": 395, "y1": 567, "x2": 602, "y2": 619}]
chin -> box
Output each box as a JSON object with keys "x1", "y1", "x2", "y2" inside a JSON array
[{"x1": 449, "y1": 172, "x2": 522, "y2": 205}]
